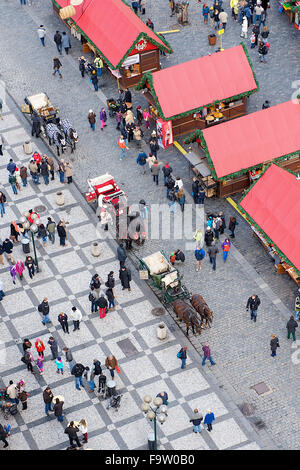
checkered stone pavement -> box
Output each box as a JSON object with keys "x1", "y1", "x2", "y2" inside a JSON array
[{"x1": 0, "y1": 102, "x2": 262, "y2": 450}]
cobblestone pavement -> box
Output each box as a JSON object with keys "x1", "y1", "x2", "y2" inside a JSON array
[
  {"x1": 0, "y1": 97, "x2": 263, "y2": 451},
  {"x1": 0, "y1": 0, "x2": 299, "y2": 449}
]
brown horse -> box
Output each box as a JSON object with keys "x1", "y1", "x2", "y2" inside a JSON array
[
  {"x1": 190, "y1": 294, "x2": 213, "y2": 328},
  {"x1": 173, "y1": 299, "x2": 202, "y2": 336}
]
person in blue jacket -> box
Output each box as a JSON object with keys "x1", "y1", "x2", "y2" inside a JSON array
[
  {"x1": 136, "y1": 152, "x2": 147, "y2": 175},
  {"x1": 204, "y1": 409, "x2": 215, "y2": 432}
]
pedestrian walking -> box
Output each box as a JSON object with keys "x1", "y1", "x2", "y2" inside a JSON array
[
  {"x1": 10, "y1": 265, "x2": 17, "y2": 284},
  {"x1": 28, "y1": 159, "x2": 39, "y2": 184},
  {"x1": 36, "y1": 355, "x2": 44, "y2": 375},
  {"x1": 65, "y1": 161, "x2": 73, "y2": 184},
  {"x1": 204, "y1": 227, "x2": 214, "y2": 247},
  {"x1": 46, "y1": 217, "x2": 56, "y2": 244},
  {"x1": 202, "y1": 4, "x2": 210, "y2": 23},
  {"x1": 35, "y1": 338, "x2": 45, "y2": 358},
  {"x1": 97, "y1": 294, "x2": 108, "y2": 319},
  {"x1": 156, "y1": 391, "x2": 169, "y2": 405},
  {"x1": 0, "y1": 191, "x2": 6, "y2": 218},
  {"x1": 37, "y1": 25, "x2": 46, "y2": 46},
  {"x1": 20, "y1": 166, "x2": 28, "y2": 187},
  {"x1": 65, "y1": 422, "x2": 82, "y2": 448},
  {"x1": 38, "y1": 297, "x2": 50, "y2": 325},
  {"x1": 218, "y1": 211, "x2": 226, "y2": 234},
  {"x1": 228, "y1": 216, "x2": 238, "y2": 238},
  {"x1": 118, "y1": 135, "x2": 128, "y2": 160},
  {"x1": 40, "y1": 159, "x2": 49, "y2": 185},
  {"x1": 52, "y1": 57, "x2": 62, "y2": 78},
  {"x1": 287, "y1": 316, "x2": 298, "y2": 342},
  {"x1": 99, "y1": 107, "x2": 107, "y2": 129},
  {"x1": 63, "y1": 347, "x2": 75, "y2": 373},
  {"x1": 162, "y1": 162, "x2": 173, "y2": 185},
  {"x1": 37, "y1": 223, "x2": 47, "y2": 247},
  {"x1": 94, "y1": 56, "x2": 103, "y2": 77},
  {"x1": 18, "y1": 389, "x2": 29, "y2": 410},
  {"x1": 105, "y1": 354, "x2": 118, "y2": 379},
  {"x1": 56, "y1": 357, "x2": 64, "y2": 375},
  {"x1": 22, "y1": 338, "x2": 32, "y2": 353},
  {"x1": 270, "y1": 334, "x2": 280, "y2": 357},
  {"x1": 70, "y1": 306, "x2": 82, "y2": 331},
  {"x1": 177, "y1": 189, "x2": 186, "y2": 212},
  {"x1": 88, "y1": 109, "x2": 96, "y2": 131},
  {"x1": 151, "y1": 160, "x2": 162, "y2": 185},
  {"x1": 54, "y1": 31, "x2": 62, "y2": 54},
  {"x1": 194, "y1": 247, "x2": 205, "y2": 272},
  {"x1": 58, "y1": 312, "x2": 69, "y2": 334},
  {"x1": 177, "y1": 346, "x2": 188, "y2": 369},
  {"x1": 23, "y1": 350, "x2": 35, "y2": 374},
  {"x1": 90, "y1": 70, "x2": 98, "y2": 91},
  {"x1": 79, "y1": 56, "x2": 86, "y2": 77},
  {"x1": 25, "y1": 256, "x2": 35, "y2": 279},
  {"x1": 208, "y1": 242, "x2": 219, "y2": 271},
  {"x1": 48, "y1": 336, "x2": 58, "y2": 360},
  {"x1": 202, "y1": 341, "x2": 216, "y2": 366},
  {"x1": 190, "y1": 409, "x2": 203, "y2": 433},
  {"x1": 16, "y1": 259, "x2": 25, "y2": 277},
  {"x1": 79, "y1": 419, "x2": 88, "y2": 443},
  {"x1": 57, "y1": 220, "x2": 67, "y2": 246},
  {"x1": 57, "y1": 160, "x2": 65, "y2": 183},
  {"x1": 6, "y1": 381, "x2": 19, "y2": 404},
  {"x1": 219, "y1": 9, "x2": 228, "y2": 28},
  {"x1": 119, "y1": 266, "x2": 131, "y2": 291},
  {"x1": 89, "y1": 286, "x2": 98, "y2": 313},
  {"x1": 221, "y1": 238, "x2": 231, "y2": 262},
  {"x1": 136, "y1": 152, "x2": 147, "y2": 174},
  {"x1": 7, "y1": 158, "x2": 17, "y2": 175},
  {"x1": 117, "y1": 243, "x2": 127, "y2": 268},
  {"x1": 240, "y1": 16, "x2": 248, "y2": 38},
  {"x1": 90, "y1": 273, "x2": 102, "y2": 298},
  {"x1": 43, "y1": 387, "x2": 54, "y2": 416},
  {"x1": 61, "y1": 31, "x2": 71, "y2": 54},
  {"x1": 192, "y1": 178, "x2": 199, "y2": 203},
  {"x1": 54, "y1": 398, "x2": 64, "y2": 422},
  {"x1": 246, "y1": 294, "x2": 261, "y2": 322},
  {"x1": 258, "y1": 38, "x2": 268, "y2": 63},
  {"x1": 204, "y1": 410, "x2": 215, "y2": 432},
  {"x1": 71, "y1": 363, "x2": 88, "y2": 390},
  {"x1": 0, "y1": 424, "x2": 9, "y2": 448},
  {"x1": 3, "y1": 238, "x2": 14, "y2": 264},
  {"x1": 9, "y1": 173, "x2": 18, "y2": 195}
]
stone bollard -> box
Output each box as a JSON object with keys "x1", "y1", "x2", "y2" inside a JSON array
[
  {"x1": 23, "y1": 141, "x2": 33, "y2": 155},
  {"x1": 157, "y1": 323, "x2": 167, "y2": 340},
  {"x1": 56, "y1": 191, "x2": 65, "y2": 206},
  {"x1": 91, "y1": 241, "x2": 101, "y2": 257}
]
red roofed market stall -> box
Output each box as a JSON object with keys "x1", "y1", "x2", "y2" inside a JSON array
[
  {"x1": 51, "y1": 0, "x2": 172, "y2": 88},
  {"x1": 238, "y1": 164, "x2": 300, "y2": 285},
  {"x1": 186, "y1": 100, "x2": 300, "y2": 197},
  {"x1": 136, "y1": 44, "x2": 258, "y2": 139}
]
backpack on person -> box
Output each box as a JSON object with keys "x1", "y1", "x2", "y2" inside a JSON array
[
  {"x1": 88, "y1": 292, "x2": 96, "y2": 302},
  {"x1": 9, "y1": 175, "x2": 16, "y2": 185},
  {"x1": 38, "y1": 303, "x2": 43, "y2": 313},
  {"x1": 177, "y1": 350, "x2": 183, "y2": 359}
]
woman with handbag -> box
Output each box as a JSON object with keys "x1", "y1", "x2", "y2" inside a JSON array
[
  {"x1": 18, "y1": 390, "x2": 29, "y2": 410},
  {"x1": 105, "y1": 354, "x2": 119, "y2": 379}
]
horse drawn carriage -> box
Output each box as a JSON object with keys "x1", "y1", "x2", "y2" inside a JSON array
[
  {"x1": 139, "y1": 250, "x2": 190, "y2": 305},
  {"x1": 22, "y1": 93, "x2": 59, "y2": 125}
]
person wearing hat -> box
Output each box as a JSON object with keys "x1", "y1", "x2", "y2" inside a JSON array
[
  {"x1": 262, "y1": 100, "x2": 270, "y2": 109},
  {"x1": 88, "y1": 109, "x2": 96, "y2": 131},
  {"x1": 91, "y1": 69, "x2": 98, "y2": 92}
]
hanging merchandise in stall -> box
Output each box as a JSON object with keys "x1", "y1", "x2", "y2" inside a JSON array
[
  {"x1": 238, "y1": 164, "x2": 300, "y2": 285},
  {"x1": 280, "y1": 0, "x2": 300, "y2": 28},
  {"x1": 51, "y1": 0, "x2": 173, "y2": 88},
  {"x1": 184, "y1": 100, "x2": 300, "y2": 197},
  {"x1": 136, "y1": 44, "x2": 258, "y2": 138},
  {"x1": 156, "y1": 119, "x2": 173, "y2": 149}
]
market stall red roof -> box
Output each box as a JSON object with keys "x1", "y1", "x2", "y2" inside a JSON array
[
  {"x1": 52, "y1": 0, "x2": 172, "y2": 68},
  {"x1": 201, "y1": 100, "x2": 300, "y2": 179},
  {"x1": 137, "y1": 45, "x2": 258, "y2": 120},
  {"x1": 239, "y1": 164, "x2": 300, "y2": 273}
]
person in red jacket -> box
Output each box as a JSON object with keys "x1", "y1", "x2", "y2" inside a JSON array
[
  {"x1": 33, "y1": 152, "x2": 42, "y2": 173},
  {"x1": 35, "y1": 338, "x2": 45, "y2": 358}
]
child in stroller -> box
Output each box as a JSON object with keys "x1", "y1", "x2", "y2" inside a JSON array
[{"x1": 106, "y1": 394, "x2": 122, "y2": 411}]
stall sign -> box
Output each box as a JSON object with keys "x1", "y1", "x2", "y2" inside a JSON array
[
  {"x1": 122, "y1": 54, "x2": 140, "y2": 67},
  {"x1": 135, "y1": 38, "x2": 148, "y2": 51},
  {"x1": 156, "y1": 118, "x2": 173, "y2": 149}
]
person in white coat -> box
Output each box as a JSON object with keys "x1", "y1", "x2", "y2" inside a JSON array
[
  {"x1": 70, "y1": 307, "x2": 82, "y2": 331},
  {"x1": 240, "y1": 16, "x2": 248, "y2": 38}
]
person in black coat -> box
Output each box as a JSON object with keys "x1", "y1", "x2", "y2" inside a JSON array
[
  {"x1": 149, "y1": 139, "x2": 159, "y2": 158},
  {"x1": 0, "y1": 423, "x2": 9, "y2": 448},
  {"x1": 22, "y1": 339, "x2": 32, "y2": 353},
  {"x1": 246, "y1": 294, "x2": 261, "y2": 322},
  {"x1": 58, "y1": 312, "x2": 69, "y2": 334},
  {"x1": 218, "y1": 211, "x2": 226, "y2": 234},
  {"x1": 192, "y1": 178, "x2": 199, "y2": 204},
  {"x1": 57, "y1": 220, "x2": 67, "y2": 246},
  {"x1": 204, "y1": 227, "x2": 214, "y2": 246},
  {"x1": 119, "y1": 266, "x2": 131, "y2": 291},
  {"x1": 287, "y1": 316, "x2": 298, "y2": 342},
  {"x1": 175, "y1": 249, "x2": 185, "y2": 263},
  {"x1": 105, "y1": 271, "x2": 115, "y2": 290},
  {"x1": 65, "y1": 421, "x2": 81, "y2": 448},
  {"x1": 106, "y1": 288, "x2": 115, "y2": 310},
  {"x1": 117, "y1": 243, "x2": 127, "y2": 267},
  {"x1": 124, "y1": 88, "x2": 132, "y2": 104},
  {"x1": 48, "y1": 336, "x2": 58, "y2": 360},
  {"x1": 79, "y1": 57, "x2": 86, "y2": 77},
  {"x1": 31, "y1": 111, "x2": 41, "y2": 138},
  {"x1": 270, "y1": 334, "x2": 279, "y2": 357},
  {"x1": 96, "y1": 294, "x2": 108, "y2": 310}
]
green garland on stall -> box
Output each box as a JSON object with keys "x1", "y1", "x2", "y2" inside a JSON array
[
  {"x1": 135, "y1": 43, "x2": 259, "y2": 121},
  {"x1": 51, "y1": 0, "x2": 173, "y2": 71},
  {"x1": 237, "y1": 164, "x2": 300, "y2": 276}
]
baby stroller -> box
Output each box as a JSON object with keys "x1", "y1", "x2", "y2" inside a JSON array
[
  {"x1": 84, "y1": 61, "x2": 96, "y2": 76},
  {"x1": 98, "y1": 373, "x2": 108, "y2": 399},
  {"x1": 106, "y1": 394, "x2": 122, "y2": 412},
  {"x1": 107, "y1": 98, "x2": 122, "y2": 117},
  {"x1": 1, "y1": 401, "x2": 18, "y2": 420}
]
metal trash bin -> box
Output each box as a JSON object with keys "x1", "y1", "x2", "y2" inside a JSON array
[
  {"x1": 107, "y1": 380, "x2": 116, "y2": 397},
  {"x1": 23, "y1": 141, "x2": 33, "y2": 155},
  {"x1": 21, "y1": 238, "x2": 30, "y2": 254},
  {"x1": 148, "y1": 432, "x2": 155, "y2": 450},
  {"x1": 208, "y1": 34, "x2": 217, "y2": 46}
]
